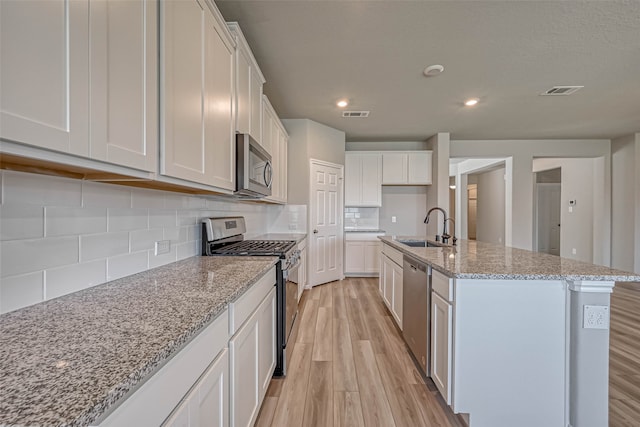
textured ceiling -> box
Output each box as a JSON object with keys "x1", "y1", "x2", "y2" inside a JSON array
[{"x1": 217, "y1": 0, "x2": 640, "y2": 141}]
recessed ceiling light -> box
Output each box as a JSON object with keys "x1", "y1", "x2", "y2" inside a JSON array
[
  {"x1": 423, "y1": 64, "x2": 444, "y2": 77},
  {"x1": 337, "y1": 99, "x2": 349, "y2": 108},
  {"x1": 464, "y1": 98, "x2": 479, "y2": 107},
  {"x1": 449, "y1": 185, "x2": 456, "y2": 190}
]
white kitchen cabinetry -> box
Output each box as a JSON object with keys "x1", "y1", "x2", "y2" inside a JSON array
[
  {"x1": 163, "y1": 349, "x2": 229, "y2": 427},
  {"x1": 1, "y1": 0, "x2": 157, "y2": 172},
  {"x1": 382, "y1": 151, "x2": 432, "y2": 185},
  {"x1": 345, "y1": 152, "x2": 382, "y2": 206},
  {"x1": 227, "y1": 23, "x2": 265, "y2": 145},
  {"x1": 431, "y1": 269, "x2": 453, "y2": 405},
  {"x1": 160, "y1": 0, "x2": 235, "y2": 191},
  {"x1": 297, "y1": 238, "x2": 308, "y2": 302},
  {"x1": 345, "y1": 233, "x2": 382, "y2": 276},
  {"x1": 379, "y1": 243, "x2": 403, "y2": 329},
  {"x1": 262, "y1": 96, "x2": 288, "y2": 204},
  {"x1": 229, "y1": 267, "x2": 277, "y2": 427}
]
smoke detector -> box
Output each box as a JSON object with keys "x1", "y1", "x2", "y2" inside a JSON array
[
  {"x1": 342, "y1": 111, "x2": 370, "y2": 118},
  {"x1": 540, "y1": 86, "x2": 584, "y2": 96},
  {"x1": 423, "y1": 64, "x2": 444, "y2": 77}
]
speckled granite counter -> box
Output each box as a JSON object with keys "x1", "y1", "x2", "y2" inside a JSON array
[
  {"x1": 253, "y1": 232, "x2": 307, "y2": 243},
  {"x1": 344, "y1": 229, "x2": 385, "y2": 233},
  {"x1": 0, "y1": 256, "x2": 278, "y2": 427},
  {"x1": 380, "y1": 236, "x2": 640, "y2": 281}
]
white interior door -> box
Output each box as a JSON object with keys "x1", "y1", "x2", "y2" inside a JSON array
[
  {"x1": 309, "y1": 159, "x2": 344, "y2": 287},
  {"x1": 536, "y1": 183, "x2": 561, "y2": 256}
]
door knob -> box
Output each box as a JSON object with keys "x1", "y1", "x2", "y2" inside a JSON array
[{"x1": 313, "y1": 229, "x2": 318, "y2": 234}]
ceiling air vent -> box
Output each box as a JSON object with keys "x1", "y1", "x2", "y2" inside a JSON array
[
  {"x1": 342, "y1": 111, "x2": 370, "y2": 118},
  {"x1": 540, "y1": 86, "x2": 584, "y2": 96}
]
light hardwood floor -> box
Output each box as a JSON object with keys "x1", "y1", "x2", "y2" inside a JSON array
[
  {"x1": 256, "y1": 278, "x2": 465, "y2": 427},
  {"x1": 609, "y1": 282, "x2": 640, "y2": 426},
  {"x1": 256, "y1": 278, "x2": 640, "y2": 427}
]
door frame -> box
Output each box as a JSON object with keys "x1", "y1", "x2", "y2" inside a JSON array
[
  {"x1": 533, "y1": 182, "x2": 561, "y2": 254},
  {"x1": 308, "y1": 158, "x2": 344, "y2": 287}
]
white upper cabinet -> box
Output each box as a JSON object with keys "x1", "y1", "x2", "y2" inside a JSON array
[
  {"x1": 262, "y1": 96, "x2": 288, "y2": 204},
  {"x1": 1, "y1": 0, "x2": 89, "y2": 155},
  {"x1": 89, "y1": 0, "x2": 158, "y2": 172},
  {"x1": 227, "y1": 22, "x2": 265, "y2": 146},
  {"x1": 1, "y1": 0, "x2": 157, "y2": 172},
  {"x1": 382, "y1": 151, "x2": 432, "y2": 185},
  {"x1": 160, "y1": 0, "x2": 235, "y2": 191},
  {"x1": 344, "y1": 152, "x2": 382, "y2": 207}
]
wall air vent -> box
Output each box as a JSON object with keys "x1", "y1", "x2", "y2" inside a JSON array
[
  {"x1": 342, "y1": 111, "x2": 370, "y2": 118},
  {"x1": 540, "y1": 86, "x2": 584, "y2": 96}
]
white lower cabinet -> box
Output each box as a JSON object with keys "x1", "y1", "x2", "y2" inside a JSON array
[
  {"x1": 230, "y1": 287, "x2": 276, "y2": 427},
  {"x1": 163, "y1": 349, "x2": 229, "y2": 427},
  {"x1": 345, "y1": 233, "x2": 382, "y2": 276},
  {"x1": 431, "y1": 270, "x2": 453, "y2": 405},
  {"x1": 297, "y1": 239, "x2": 308, "y2": 302},
  {"x1": 380, "y1": 243, "x2": 403, "y2": 329}
]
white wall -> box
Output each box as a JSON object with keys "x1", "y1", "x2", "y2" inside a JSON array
[
  {"x1": 476, "y1": 167, "x2": 506, "y2": 245},
  {"x1": 0, "y1": 170, "x2": 287, "y2": 314},
  {"x1": 533, "y1": 158, "x2": 597, "y2": 263},
  {"x1": 426, "y1": 133, "x2": 451, "y2": 237},
  {"x1": 379, "y1": 186, "x2": 428, "y2": 236},
  {"x1": 611, "y1": 133, "x2": 640, "y2": 272},
  {"x1": 451, "y1": 139, "x2": 611, "y2": 265}
]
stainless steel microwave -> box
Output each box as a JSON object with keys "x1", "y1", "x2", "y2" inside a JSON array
[{"x1": 235, "y1": 133, "x2": 272, "y2": 198}]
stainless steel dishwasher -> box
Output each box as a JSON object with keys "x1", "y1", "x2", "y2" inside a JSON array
[{"x1": 402, "y1": 255, "x2": 430, "y2": 376}]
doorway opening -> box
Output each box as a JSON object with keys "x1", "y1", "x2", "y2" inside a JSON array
[{"x1": 534, "y1": 168, "x2": 561, "y2": 256}]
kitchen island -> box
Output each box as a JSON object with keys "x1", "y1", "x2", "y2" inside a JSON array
[
  {"x1": 0, "y1": 256, "x2": 278, "y2": 427},
  {"x1": 380, "y1": 236, "x2": 640, "y2": 427}
]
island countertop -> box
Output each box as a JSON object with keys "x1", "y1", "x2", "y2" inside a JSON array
[
  {"x1": 379, "y1": 236, "x2": 640, "y2": 282},
  {"x1": 0, "y1": 256, "x2": 279, "y2": 427}
]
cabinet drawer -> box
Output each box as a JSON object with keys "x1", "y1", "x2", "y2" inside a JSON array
[
  {"x1": 432, "y1": 269, "x2": 453, "y2": 302},
  {"x1": 229, "y1": 266, "x2": 276, "y2": 335},
  {"x1": 382, "y1": 243, "x2": 403, "y2": 267}
]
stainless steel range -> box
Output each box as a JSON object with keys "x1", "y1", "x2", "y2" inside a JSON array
[{"x1": 201, "y1": 217, "x2": 300, "y2": 377}]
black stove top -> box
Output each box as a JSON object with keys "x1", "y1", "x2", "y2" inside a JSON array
[{"x1": 208, "y1": 239, "x2": 296, "y2": 257}]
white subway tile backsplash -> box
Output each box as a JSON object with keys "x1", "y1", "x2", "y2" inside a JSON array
[
  {"x1": 3, "y1": 170, "x2": 82, "y2": 207},
  {"x1": 0, "y1": 205, "x2": 44, "y2": 241},
  {"x1": 130, "y1": 228, "x2": 165, "y2": 252},
  {"x1": 176, "y1": 241, "x2": 198, "y2": 261},
  {"x1": 46, "y1": 260, "x2": 107, "y2": 300},
  {"x1": 0, "y1": 272, "x2": 44, "y2": 313},
  {"x1": 164, "y1": 226, "x2": 188, "y2": 243},
  {"x1": 1, "y1": 237, "x2": 79, "y2": 277},
  {"x1": 148, "y1": 246, "x2": 178, "y2": 269},
  {"x1": 46, "y1": 207, "x2": 107, "y2": 237},
  {"x1": 177, "y1": 210, "x2": 198, "y2": 226},
  {"x1": 149, "y1": 209, "x2": 177, "y2": 228},
  {"x1": 81, "y1": 232, "x2": 130, "y2": 261},
  {"x1": 108, "y1": 208, "x2": 148, "y2": 232},
  {"x1": 82, "y1": 182, "x2": 132, "y2": 209},
  {"x1": 187, "y1": 224, "x2": 201, "y2": 242},
  {"x1": 107, "y1": 251, "x2": 148, "y2": 281},
  {"x1": 132, "y1": 188, "x2": 166, "y2": 209}
]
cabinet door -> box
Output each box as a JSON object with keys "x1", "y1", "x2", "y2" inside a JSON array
[
  {"x1": 360, "y1": 154, "x2": 382, "y2": 206},
  {"x1": 193, "y1": 348, "x2": 229, "y2": 427},
  {"x1": 298, "y1": 247, "x2": 307, "y2": 302},
  {"x1": 431, "y1": 291, "x2": 452, "y2": 405},
  {"x1": 344, "y1": 154, "x2": 362, "y2": 206},
  {"x1": 90, "y1": 0, "x2": 157, "y2": 171},
  {"x1": 345, "y1": 241, "x2": 365, "y2": 273},
  {"x1": 364, "y1": 242, "x2": 380, "y2": 273},
  {"x1": 391, "y1": 262, "x2": 403, "y2": 329},
  {"x1": 230, "y1": 311, "x2": 259, "y2": 427},
  {"x1": 1, "y1": 0, "x2": 89, "y2": 155},
  {"x1": 161, "y1": 0, "x2": 209, "y2": 183},
  {"x1": 257, "y1": 289, "x2": 276, "y2": 403},
  {"x1": 249, "y1": 72, "x2": 263, "y2": 144},
  {"x1": 382, "y1": 256, "x2": 394, "y2": 308},
  {"x1": 279, "y1": 131, "x2": 288, "y2": 203},
  {"x1": 378, "y1": 253, "x2": 384, "y2": 294},
  {"x1": 234, "y1": 45, "x2": 251, "y2": 135},
  {"x1": 261, "y1": 98, "x2": 273, "y2": 154},
  {"x1": 407, "y1": 152, "x2": 432, "y2": 184},
  {"x1": 382, "y1": 153, "x2": 407, "y2": 184},
  {"x1": 203, "y1": 10, "x2": 235, "y2": 191},
  {"x1": 163, "y1": 399, "x2": 191, "y2": 427}
]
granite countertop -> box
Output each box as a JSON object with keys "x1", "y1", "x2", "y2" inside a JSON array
[
  {"x1": 0, "y1": 256, "x2": 278, "y2": 427},
  {"x1": 380, "y1": 236, "x2": 640, "y2": 281},
  {"x1": 344, "y1": 229, "x2": 385, "y2": 233},
  {"x1": 253, "y1": 232, "x2": 307, "y2": 243}
]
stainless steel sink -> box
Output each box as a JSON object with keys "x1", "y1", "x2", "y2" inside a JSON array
[{"x1": 397, "y1": 240, "x2": 442, "y2": 248}]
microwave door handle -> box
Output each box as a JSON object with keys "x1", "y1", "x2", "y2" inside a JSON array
[{"x1": 264, "y1": 161, "x2": 274, "y2": 188}]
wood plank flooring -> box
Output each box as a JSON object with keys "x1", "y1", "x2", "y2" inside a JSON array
[
  {"x1": 256, "y1": 278, "x2": 465, "y2": 427},
  {"x1": 609, "y1": 282, "x2": 640, "y2": 426},
  {"x1": 257, "y1": 278, "x2": 640, "y2": 427}
]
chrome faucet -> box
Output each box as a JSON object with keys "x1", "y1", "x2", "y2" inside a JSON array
[
  {"x1": 444, "y1": 218, "x2": 457, "y2": 245},
  {"x1": 424, "y1": 207, "x2": 449, "y2": 242}
]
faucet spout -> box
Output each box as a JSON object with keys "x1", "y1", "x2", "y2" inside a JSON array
[{"x1": 424, "y1": 207, "x2": 449, "y2": 240}]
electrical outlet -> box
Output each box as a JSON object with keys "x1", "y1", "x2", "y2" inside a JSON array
[
  {"x1": 583, "y1": 305, "x2": 609, "y2": 329},
  {"x1": 391, "y1": 216, "x2": 397, "y2": 223},
  {"x1": 572, "y1": 248, "x2": 577, "y2": 255},
  {"x1": 155, "y1": 240, "x2": 171, "y2": 256},
  {"x1": 288, "y1": 223, "x2": 298, "y2": 230}
]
